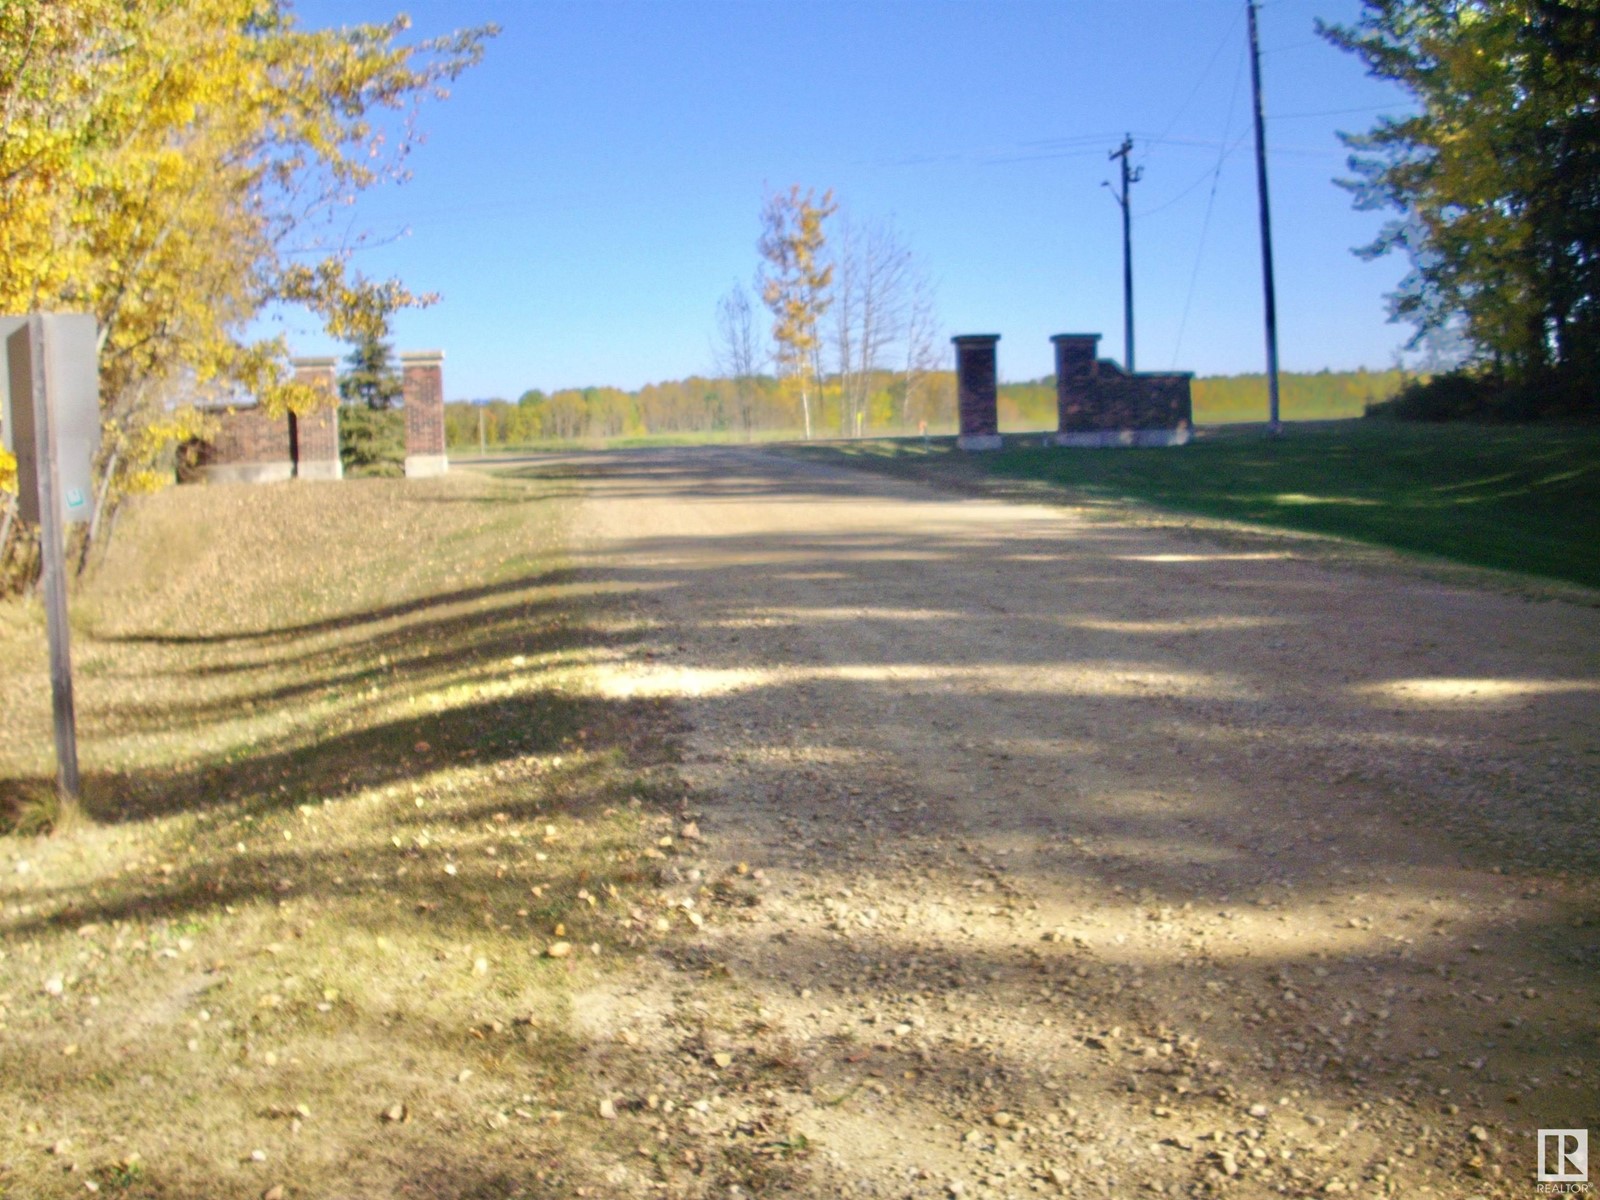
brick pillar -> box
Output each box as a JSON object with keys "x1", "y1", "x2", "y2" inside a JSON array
[
  {"x1": 290, "y1": 356, "x2": 342, "y2": 480},
  {"x1": 1050, "y1": 334, "x2": 1101, "y2": 434},
  {"x1": 952, "y1": 334, "x2": 1002, "y2": 451},
  {"x1": 400, "y1": 350, "x2": 448, "y2": 478}
]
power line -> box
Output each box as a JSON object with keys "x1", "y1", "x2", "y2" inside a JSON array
[
  {"x1": 1269, "y1": 103, "x2": 1411, "y2": 120},
  {"x1": 1138, "y1": 5, "x2": 1247, "y2": 170},
  {"x1": 1134, "y1": 134, "x2": 1248, "y2": 220},
  {"x1": 1171, "y1": 42, "x2": 1251, "y2": 368}
]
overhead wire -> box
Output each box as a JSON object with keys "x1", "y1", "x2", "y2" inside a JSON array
[
  {"x1": 1270, "y1": 103, "x2": 1408, "y2": 120},
  {"x1": 1134, "y1": 139, "x2": 1245, "y2": 220},
  {"x1": 1137, "y1": 4, "x2": 1246, "y2": 171},
  {"x1": 1170, "y1": 36, "x2": 1252, "y2": 369}
]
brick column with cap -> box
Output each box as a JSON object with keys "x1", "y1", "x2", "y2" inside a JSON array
[
  {"x1": 1050, "y1": 334, "x2": 1101, "y2": 434},
  {"x1": 400, "y1": 350, "x2": 448, "y2": 478},
  {"x1": 952, "y1": 334, "x2": 1002, "y2": 451},
  {"x1": 289, "y1": 356, "x2": 342, "y2": 480}
]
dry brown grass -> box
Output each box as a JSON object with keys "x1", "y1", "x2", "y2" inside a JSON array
[{"x1": 0, "y1": 471, "x2": 699, "y2": 1199}]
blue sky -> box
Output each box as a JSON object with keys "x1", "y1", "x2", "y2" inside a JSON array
[{"x1": 279, "y1": 0, "x2": 1414, "y2": 399}]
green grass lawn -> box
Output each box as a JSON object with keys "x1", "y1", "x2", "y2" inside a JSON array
[{"x1": 793, "y1": 421, "x2": 1600, "y2": 590}]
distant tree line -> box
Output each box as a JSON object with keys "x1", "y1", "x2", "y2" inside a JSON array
[
  {"x1": 444, "y1": 367, "x2": 1406, "y2": 448},
  {"x1": 445, "y1": 370, "x2": 960, "y2": 447},
  {"x1": 1193, "y1": 368, "x2": 1410, "y2": 424}
]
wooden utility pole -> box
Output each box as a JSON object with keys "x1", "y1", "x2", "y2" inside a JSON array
[
  {"x1": 1247, "y1": 0, "x2": 1283, "y2": 434},
  {"x1": 1108, "y1": 134, "x2": 1142, "y2": 372}
]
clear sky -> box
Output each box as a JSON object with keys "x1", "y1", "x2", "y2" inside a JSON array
[{"x1": 278, "y1": 0, "x2": 1414, "y2": 399}]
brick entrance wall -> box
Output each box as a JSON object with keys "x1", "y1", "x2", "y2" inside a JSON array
[
  {"x1": 191, "y1": 349, "x2": 447, "y2": 484},
  {"x1": 194, "y1": 407, "x2": 292, "y2": 484},
  {"x1": 1048, "y1": 333, "x2": 1192, "y2": 448}
]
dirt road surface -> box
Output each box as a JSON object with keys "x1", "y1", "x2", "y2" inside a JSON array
[{"x1": 540, "y1": 447, "x2": 1600, "y2": 1199}]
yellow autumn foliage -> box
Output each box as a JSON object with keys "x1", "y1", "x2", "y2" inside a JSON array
[
  {"x1": 758, "y1": 186, "x2": 837, "y2": 440},
  {"x1": 0, "y1": 1, "x2": 493, "y2": 521}
]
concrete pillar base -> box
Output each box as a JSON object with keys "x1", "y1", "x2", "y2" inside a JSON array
[
  {"x1": 956, "y1": 434, "x2": 1004, "y2": 452},
  {"x1": 294, "y1": 459, "x2": 344, "y2": 481},
  {"x1": 404, "y1": 454, "x2": 449, "y2": 478},
  {"x1": 1047, "y1": 428, "x2": 1190, "y2": 448},
  {"x1": 201, "y1": 462, "x2": 295, "y2": 485}
]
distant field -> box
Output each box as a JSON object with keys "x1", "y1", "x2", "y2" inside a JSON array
[
  {"x1": 446, "y1": 370, "x2": 1408, "y2": 451},
  {"x1": 787, "y1": 421, "x2": 1600, "y2": 591},
  {"x1": 995, "y1": 369, "x2": 1407, "y2": 429}
]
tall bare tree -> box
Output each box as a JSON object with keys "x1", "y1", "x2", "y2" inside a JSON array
[
  {"x1": 899, "y1": 269, "x2": 943, "y2": 430},
  {"x1": 830, "y1": 214, "x2": 933, "y2": 436},
  {"x1": 713, "y1": 282, "x2": 765, "y2": 441}
]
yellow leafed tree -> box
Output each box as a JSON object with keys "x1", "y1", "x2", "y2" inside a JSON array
[
  {"x1": 0, "y1": 0, "x2": 493, "y2": 557},
  {"x1": 757, "y1": 186, "x2": 836, "y2": 441}
]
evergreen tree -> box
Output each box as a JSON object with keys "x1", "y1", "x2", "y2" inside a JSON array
[{"x1": 339, "y1": 333, "x2": 405, "y2": 410}]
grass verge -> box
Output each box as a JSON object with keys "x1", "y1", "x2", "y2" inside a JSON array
[
  {"x1": 0, "y1": 471, "x2": 712, "y2": 1198},
  {"x1": 784, "y1": 421, "x2": 1600, "y2": 591}
]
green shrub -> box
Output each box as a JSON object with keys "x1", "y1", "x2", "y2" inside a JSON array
[
  {"x1": 339, "y1": 405, "x2": 405, "y2": 477},
  {"x1": 1366, "y1": 370, "x2": 1593, "y2": 423}
]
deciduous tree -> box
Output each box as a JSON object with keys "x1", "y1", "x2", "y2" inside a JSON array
[
  {"x1": 899, "y1": 271, "x2": 944, "y2": 430},
  {"x1": 829, "y1": 214, "x2": 939, "y2": 436},
  {"x1": 757, "y1": 185, "x2": 836, "y2": 440},
  {"x1": 0, "y1": 0, "x2": 493, "y2": 539},
  {"x1": 713, "y1": 282, "x2": 765, "y2": 441},
  {"x1": 1321, "y1": 0, "x2": 1600, "y2": 408}
]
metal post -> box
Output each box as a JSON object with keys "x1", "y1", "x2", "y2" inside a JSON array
[
  {"x1": 1247, "y1": 0, "x2": 1283, "y2": 434},
  {"x1": 25, "y1": 315, "x2": 81, "y2": 798}
]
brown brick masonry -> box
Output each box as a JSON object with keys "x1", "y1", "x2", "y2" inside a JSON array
[
  {"x1": 400, "y1": 351, "x2": 447, "y2": 476},
  {"x1": 289, "y1": 357, "x2": 341, "y2": 480},
  {"x1": 188, "y1": 350, "x2": 447, "y2": 483},
  {"x1": 952, "y1": 334, "x2": 1003, "y2": 451},
  {"x1": 1050, "y1": 333, "x2": 1191, "y2": 448}
]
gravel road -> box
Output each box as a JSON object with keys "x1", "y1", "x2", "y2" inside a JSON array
[{"x1": 547, "y1": 446, "x2": 1600, "y2": 1199}]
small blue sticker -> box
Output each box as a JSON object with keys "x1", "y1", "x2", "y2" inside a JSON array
[{"x1": 65, "y1": 488, "x2": 86, "y2": 509}]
